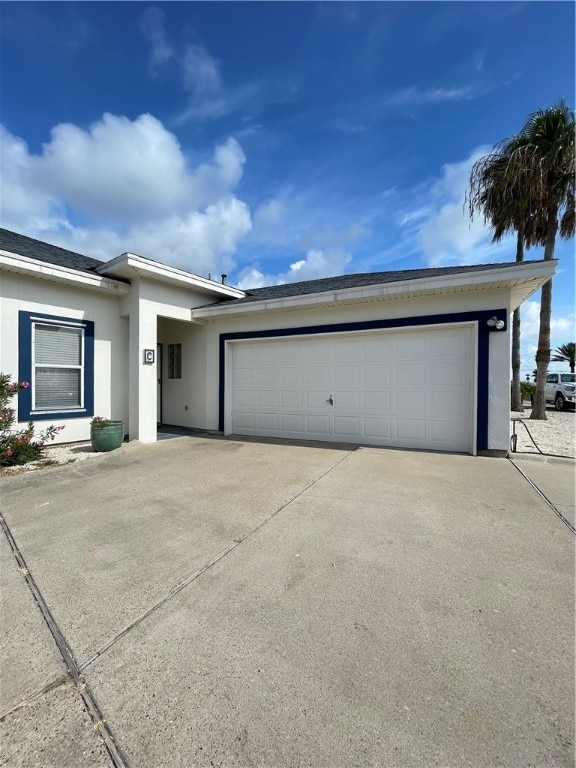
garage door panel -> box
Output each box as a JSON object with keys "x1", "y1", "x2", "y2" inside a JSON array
[
  {"x1": 396, "y1": 390, "x2": 426, "y2": 415},
  {"x1": 333, "y1": 416, "x2": 360, "y2": 437},
  {"x1": 233, "y1": 413, "x2": 256, "y2": 430},
  {"x1": 363, "y1": 364, "x2": 391, "y2": 388},
  {"x1": 396, "y1": 419, "x2": 427, "y2": 441},
  {"x1": 277, "y1": 343, "x2": 302, "y2": 365},
  {"x1": 431, "y1": 389, "x2": 467, "y2": 415},
  {"x1": 306, "y1": 366, "x2": 331, "y2": 388},
  {"x1": 361, "y1": 337, "x2": 391, "y2": 362},
  {"x1": 427, "y1": 334, "x2": 463, "y2": 357},
  {"x1": 255, "y1": 368, "x2": 276, "y2": 387},
  {"x1": 430, "y1": 359, "x2": 467, "y2": 386},
  {"x1": 229, "y1": 327, "x2": 473, "y2": 453},
  {"x1": 253, "y1": 345, "x2": 277, "y2": 365},
  {"x1": 395, "y1": 361, "x2": 427, "y2": 386},
  {"x1": 430, "y1": 419, "x2": 465, "y2": 444},
  {"x1": 306, "y1": 391, "x2": 331, "y2": 409},
  {"x1": 394, "y1": 337, "x2": 431, "y2": 359},
  {"x1": 279, "y1": 368, "x2": 304, "y2": 387},
  {"x1": 334, "y1": 391, "x2": 359, "y2": 409},
  {"x1": 306, "y1": 415, "x2": 330, "y2": 434},
  {"x1": 257, "y1": 391, "x2": 278, "y2": 407},
  {"x1": 280, "y1": 414, "x2": 304, "y2": 432},
  {"x1": 334, "y1": 365, "x2": 360, "y2": 388},
  {"x1": 234, "y1": 368, "x2": 255, "y2": 386},
  {"x1": 364, "y1": 391, "x2": 391, "y2": 413},
  {"x1": 257, "y1": 413, "x2": 278, "y2": 430},
  {"x1": 235, "y1": 389, "x2": 256, "y2": 407},
  {"x1": 333, "y1": 340, "x2": 360, "y2": 362},
  {"x1": 363, "y1": 417, "x2": 391, "y2": 439},
  {"x1": 233, "y1": 345, "x2": 255, "y2": 367},
  {"x1": 281, "y1": 391, "x2": 303, "y2": 408},
  {"x1": 303, "y1": 341, "x2": 330, "y2": 363}
]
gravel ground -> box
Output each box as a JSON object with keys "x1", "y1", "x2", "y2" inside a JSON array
[
  {"x1": 511, "y1": 405, "x2": 576, "y2": 458},
  {"x1": 0, "y1": 442, "x2": 105, "y2": 476}
]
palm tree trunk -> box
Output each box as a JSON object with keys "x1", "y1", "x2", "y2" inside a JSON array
[
  {"x1": 511, "y1": 228, "x2": 524, "y2": 412},
  {"x1": 531, "y1": 205, "x2": 558, "y2": 420}
]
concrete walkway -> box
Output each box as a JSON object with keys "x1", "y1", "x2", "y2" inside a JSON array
[{"x1": 1, "y1": 438, "x2": 574, "y2": 767}]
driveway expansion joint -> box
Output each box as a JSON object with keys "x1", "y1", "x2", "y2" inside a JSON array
[
  {"x1": 507, "y1": 457, "x2": 576, "y2": 535},
  {"x1": 0, "y1": 512, "x2": 128, "y2": 768},
  {"x1": 78, "y1": 448, "x2": 357, "y2": 672}
]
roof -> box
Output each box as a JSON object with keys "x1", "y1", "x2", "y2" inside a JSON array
[
  {"x1": 225, "y1": 261, "x2": 543, "y2": 305},
  {"x1": 0, "y1": 228, "x2": 104, "y2": 275}
]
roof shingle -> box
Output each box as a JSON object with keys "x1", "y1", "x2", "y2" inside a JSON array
[
  {"x1": 0, "y1": 228, "x2": 104, "y2": 275},
  {"x1": 226, "y1": 261, "x2": 534, "y2": 305}
]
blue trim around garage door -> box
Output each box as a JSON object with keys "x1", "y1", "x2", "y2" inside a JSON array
[
  {"x1": 218, "y1": 310, "x2": 508, "y2": 451},
  {"x1": 18, "y1": 310, "x2": 95, "y2": 422}
]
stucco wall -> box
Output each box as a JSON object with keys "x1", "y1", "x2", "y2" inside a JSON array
[
  {"x1": 119, "y1": 278, "x2": 221, "y2": 441},
  {"x1": 157, "y1": 318, "x2": 207, "y2": 428},
  {"x1": 200, "y1": 288, "x2": 512, "y2": 451},
  {"x1": 0, "y1": 272, "x2": 129, "y2": 444},
  {"x1": 1, "y1": 269, "x2": 514, "y2": 452}
]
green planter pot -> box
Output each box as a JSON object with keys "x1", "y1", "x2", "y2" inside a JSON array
[{"x1": 90, "y1": 421, "x2": 124, "y2": 452}]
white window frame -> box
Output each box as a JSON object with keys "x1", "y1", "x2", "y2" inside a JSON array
[{"x1": 31, "y1": 318, "x2": 86, "y2": 414}]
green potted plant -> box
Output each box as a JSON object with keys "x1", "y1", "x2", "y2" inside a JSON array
[{"x1": 90, "y1": 416, "x2": 124, "y2": 452}]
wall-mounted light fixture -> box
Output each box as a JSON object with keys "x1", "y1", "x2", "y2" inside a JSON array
[{"x1": 487, "y1": 316, "x2": 505, "y2": 331}]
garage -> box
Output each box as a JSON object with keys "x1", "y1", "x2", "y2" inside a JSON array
[{"x1": 227, "y1": 325, "x2": 475, "y2": 453}]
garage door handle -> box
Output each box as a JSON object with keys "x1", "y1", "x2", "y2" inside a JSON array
[{"x1": 327, "y1": 394, "x2": 334, "y2": 406}]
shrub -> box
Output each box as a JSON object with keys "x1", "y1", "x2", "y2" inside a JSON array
[
  {"x1": 0, "y1": 373, "x2": 63, "y2": 466},
  {"x1": 520, "y1": 380, "x2": 536, "y2": 398}
]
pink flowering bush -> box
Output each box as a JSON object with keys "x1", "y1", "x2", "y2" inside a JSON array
[{"x1": 0, "y1": 373, "x2": 64, "y2": 466}]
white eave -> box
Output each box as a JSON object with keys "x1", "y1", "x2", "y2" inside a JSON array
[
  {"x1": 0, "y1": 250, "x2": 130, "y2": 295},
  {"x1": 98, "y1": 252, "x2": 245, "y2": 299},
  {"x1": 191, "y1": 260, "x2": 556, "y2": 320}
]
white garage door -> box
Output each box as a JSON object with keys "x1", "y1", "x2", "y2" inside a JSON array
[{"x1": 228, "y1": 326, "x2": 474, "y2": 453}]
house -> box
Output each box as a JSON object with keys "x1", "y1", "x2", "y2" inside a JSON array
[{"x1": 0, "y1": 228, "x2": 556, "y2": 456}]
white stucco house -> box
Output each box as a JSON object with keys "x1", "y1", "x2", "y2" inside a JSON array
[{"x1": 0, "y1": 228, "x2": 556, "y2": 456}]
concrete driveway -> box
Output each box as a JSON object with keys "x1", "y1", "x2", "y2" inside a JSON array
[{"x1": 1, "y1": 437, "x2": 574, "y2": 767}]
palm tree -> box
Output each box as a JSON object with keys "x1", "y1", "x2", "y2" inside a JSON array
[
  {"x1": 468, "y1": 137, "x2": 540, "y2": 412},
  {"x1": 551, "y1": 342, "x2": 575, "y2": 373},
  {"x1": 508, "y1": 100, "x2": 575, "y2": 419}
]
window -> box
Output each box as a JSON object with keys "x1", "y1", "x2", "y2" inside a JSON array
[
  {"x1": 18, "y1": 311, "x2": 94, "y2": 421},
  {"x1": 546, "y1": 374, "x2": 559, "y2": 384},
  {"x1": 34, "y1": 324, "x2": 83, "y2": 410},
  {"x1": 168, "y1": 343, "x2": 182, "y2": 379}
]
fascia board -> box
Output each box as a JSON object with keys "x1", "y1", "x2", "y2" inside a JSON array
[
  {"x1": 98, "y1": 252, "x2": 245, "y2": 299},
  {"x1": 0, "y1": 251, "x2": 130, "y2": 295},
  {"x1": 192, "y1": 260, "x2": 557, "y2": 319}
]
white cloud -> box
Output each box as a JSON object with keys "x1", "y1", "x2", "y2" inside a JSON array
[
  {"x1": 520, "y1": 300, "x2": 575, "y2": 341},
  {"x1": 140, "y1": 7, "x2": 174, "y2": 73},
  {"x1": 236, "y1": 248, "x2": 352, "y2": 290},
  {"x1": 519, "y1": 300, "x2": 575, "y2": 375},
  {"x1": 181, "y1": 44, "x2": 222, "y2": 96},
  {"x1": 399, "y1": 146, "x2": 515, "y2": 267},
  {"x1": 251, "y1": 198, "x2": 289, "y2": 245},
  {"x1": 381, "y1": 84, "x2": 480, "y2": 109},
  {"x1": 139, "y1": 8, "x2": 299, "y2": 124},
  {"x1": 0, "y1": 115, "x2": 252, "y2": 274}
]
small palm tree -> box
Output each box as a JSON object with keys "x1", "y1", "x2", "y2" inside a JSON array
[
  {"x1": 551, "y1": 342, "x2": 575, "y2": 373},
  {"x1": 468, "y1": 137, "x2": 542, "y2": 412}
]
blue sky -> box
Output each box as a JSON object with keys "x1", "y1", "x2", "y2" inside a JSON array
[{"x1": 1, "y1": 1, "x2": 574, "y2": 376}]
